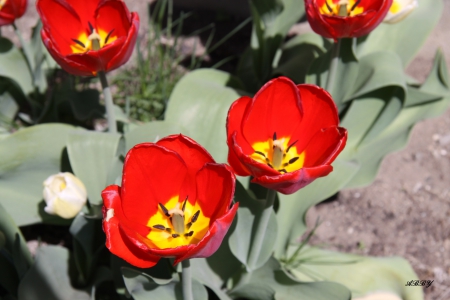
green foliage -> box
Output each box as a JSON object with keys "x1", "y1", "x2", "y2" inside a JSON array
[{"x1": 286, "y1": 246, "x2": 423, "y2": 300}]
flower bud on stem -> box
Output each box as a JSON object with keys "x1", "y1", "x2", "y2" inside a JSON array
[{"x1": 181, "y1": 259, "x2": 193, "y2": 300}]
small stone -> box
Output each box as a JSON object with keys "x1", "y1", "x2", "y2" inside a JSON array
[
  {"x1": 413, "y1": 182, "x2": 422, "y2": 193},
  {"x1": 347, "y1": 227, "x2": 354, "y2": 234},
  {"x1": 432, "y1": 133, "x2": 440, "y2": 142},
  {"x1": 440, "y1": 149, "x2": 447, "y2": 156},
  {"x1": 354, "y1": 192, "x2": 361, "y2": 198}
]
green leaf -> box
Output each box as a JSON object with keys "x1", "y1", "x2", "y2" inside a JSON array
[
  {"x1": 420, "y1": 48, "x2": 449, "y2": 96},
  {"x1": 274, "y1": 33, "x2": 330, "y2": 83},
  {"x1": 274, "y1": 159, "x2": 360, "y2": 258},
  {"x1": 0, "y1": 124, "x2": 77, "y2": 226},
  {"x1": 231, "y1": 257, "x2": 351, "y2": 300},
  {"x1": 0, "y1": 203, "x2": 32, "y2": 296},
  {"x1": 229, "y1": 282, "x2": 275, "y2": 300},
  {"x1": 124, "y1": 120, "x2": 189, "y2": 151},
  {"x1": 18, "y1": 245, "x2": 90, "y2": 300},
  {"x1": 67, "y1": 131, "x2": 122, "y2": 205},
  {"x1": 122, "y1": 267, "x2": 208, "y2": 300},
  {"x1": 356, "y1": 0, "x2": 443, "y2": 66},
  {"x1": 0, "y1": 92, "x2": 19, "y2": 123},
  {"x1": 165, "y1": 69, "x2": 243, "y2": 163},
  {"x1": 306, "y1": 38, "x2": 358, "y2": 111},
  {"x1": 229, "y1": 181, "x2": 278, "y2": 272},
  {"x1": 287, "y1": 246, "x2": 422, "y2": 300},
  {"x1": 67, "y1": 89, "x2": 105, "y2": 121},
  {"x1": 0, "y1": 37, "x2": 33, "y2": 95}
]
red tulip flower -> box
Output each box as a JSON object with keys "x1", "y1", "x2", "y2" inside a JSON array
[
  {"x1": 102, "y1": 135, "x2": 238, "y2": 268},
  {"x1": 36, "y1": 0, "x2": 139, "y2": 76},
  {"x1": 0, "y1": 0, "x2": 27, "y2": 26},
  {"x1": 304, "y1": 0, "x2": 393, "y2": 40},
  {"x1": 227, "y1": 77, "x2": 347, "y2": 195}
]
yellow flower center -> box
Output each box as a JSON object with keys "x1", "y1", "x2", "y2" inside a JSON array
[
  {"x1": 319, "y1": 0, "x2": 365, "y2": 17},
  {"x1": 0, "y1": 0, "x2": 7, "y2": 10},
  {"x1": 389, "y1": 0, "x2": 402, "y2": 13},
  {"x1": 71, "y1": 23, "x2": 117, "y2": 54},
  {"x1": 145, "y1": 196, "x2": 210, "y2": 249},
  {"x1": 250, "y1": 132, "x2": 305, "y2": 174}
]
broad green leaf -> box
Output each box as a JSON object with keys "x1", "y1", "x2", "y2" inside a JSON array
[
  {"x1": 287, "y1": 246, "x2": 422, "y2": 300},
  {"x1": 229, "y1": 282, "x2": 275, "y2": 300},
  {"x1": 274, "y1": 33, "x2": 330, "y2": 83},
  {"x1": 306, "y1": 38, "x2": 358, "y2": 111},
  {"x1": 67, "y1": 131, "x2": 121, "y2": 204},
  {"x1": 229, "y1": 181, "x2": 278, "y2": 272},
  {"x1": 0, "y1": 203, "x2": 32, "y2": 296},
  {"x1": 420, "y1": 48, "x2": 449, "y2": 96},
  {"x1": 165, "y1": 69, "x2": 243, "y2": 163},
  {"x1": 122, "y1": 267, "x2": 208, "y2": 300},
  {"x1": 356, "y1": 0, "x2": 443, "y2": 67},
  {"x1": 0, "y1": 37, "x2": 33, "y2": 95},
  {"x1": 274, "y1": 159, "x2": 360, "y2": 258},
  {"x1": 231, "y1": 257, "x2": 351, "y2": 300},
  {"x1": 125, "y1": 121, "x2": 188, "y2": 151},
  {"x1": 0, "y1": 92, "x2": 19, "y2": 123},
  {"x1": 18, "y1": 245, "x2": 90, "y2": 300},
  {"x1": 349, "y1": 51, "x2": 406, "y2": 100},
  {"x1": 0, "y1": 124, "x2": 77, "y2": 226},
  {"x1": 69, "y1": 214, "x2": 105, "y2": 286}
]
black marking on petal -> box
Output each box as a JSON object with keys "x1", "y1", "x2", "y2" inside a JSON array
[
  {"x1": 278, "y1": 169, "x2": 287, "y2": 174},
  {"x1": 273, "y1": 132, "x2": 277, "y2": 141},
  {"x1": 105, "y1": 28, "x2": 115, "y2": 44},
  {"x1": 289, "y1": 157, "x2": 300, "y2": 164},
  {"x1": 191, "y1": 210, "x2": 200, "y2": 223},
  {"x1": 184, "y1": 231, "x2": 194, "y2": 237},
  {"x1": 255, "y1": 151, "x2": 266, "y2": 158},
  {"x1": 172, "y1": 234, "x2": 180, "y2": 238},
  {"x1": 88, "y1": 22, "x2": 94, "y2": 33},
  {"x1": 71, "y1": 39, "x2": 85, "y2": 48},
  {"x1": 286, "y1": 140, "x2": 298, "y2": 153},
  {"x1": 159, "y1": 203, "x2": 170, "y2": 217},
  {"x1": 182, "y1": 195, "x2": 188, "y2": 212},
  {"x1": 350, "y1": 0, "x2": 361, "y2": 11},
  {"x1": 153, "y1": 225, "x2": 166, "y2": 230},
  {"x1": 325, "y1": 0, "x2": 333, "y2": 13}
]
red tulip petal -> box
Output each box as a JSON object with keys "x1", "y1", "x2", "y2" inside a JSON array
[
  {"x1": 95, "y1": 0, "x2": 131, "y2": 38},
  {"x1": 64, "y1": 0, "x2": 101, "y2": 26},
  {"x1": 102, "y1": 185, "x2": 160, "y2": 268},
  {"x1": 0, "y1": 0, "x2": 26, "y2": 24},
  {"x1": 0, "y1": 13, "x2": 15, "y2": 26},
  {"x1": 174, "y1": 202, "x2": 239, "y2": 264},
  {"x1": 303, "y1": 126, "x2": 347, "y2": 167},
  {"x1": 195, "y1": 163, "x2": 235, "y2": 220},
  {"x1": 242, "y1": 77, "x2": 303, "y2": 145},
  {"x1": 227, "y1": 132, "x2": 251, "y2": 176},
  {"x1": 291, "y1": 84, "x2": 339, "y2": 152},
  {"x1": 105, "y1": 12, "x2": 139, "y2": 72},
  {"x1": 121, "y1": 143, "x2": 188, "y2": 226},
  {"x1": 252, "y1": 165, "x2": 333, "y2": 194}
]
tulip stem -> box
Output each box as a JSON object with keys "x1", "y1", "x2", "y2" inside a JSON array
[
  {"x1": 98, "y1": 71, "x2": 117, "y2": 134},
  {"x1": 181, "y1": 259, "x2": 194, "y2": 300},
  {"x1": 325, "y1": 38, "x2": 341, "y2": 96},
  {"x1": 247, "y1": 188, "x2": 277, "y2": 268},
  {"x1": 12, "y1": 23, "x2": 34, "y2": 79}
]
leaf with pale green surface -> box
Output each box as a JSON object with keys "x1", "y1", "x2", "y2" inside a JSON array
[
  {"x1": 229, "y1": 181, "x2": 278, "y2": 272},
  {"x1": 165, "y1": 69, "x2": 243, "y2": 163},
  {"x1": 0, "y1": 124, "x2": 77, "y2": 226},
  {"x1": 67, "y1": 131, "x2": 122, "y2": 205},
  {"x1": 287, "y1": 246, "x2": 422, "y2": 300}
]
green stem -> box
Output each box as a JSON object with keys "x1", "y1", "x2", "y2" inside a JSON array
[
  {"x1": 247, "y1": 188, "x2": 277, "y2": 268},
  {"x1": 325, "y1": 38, "x2": 341, "y2": 96},
  {"x1": 181, "y1": 259, "x2": 193, "y2": 300},
  {"x1": 12, "y1": 23, "x2": 34, "y2": 78},
  {"x1": 98, "y1": 71, "x2": 117, "y2": 134}
]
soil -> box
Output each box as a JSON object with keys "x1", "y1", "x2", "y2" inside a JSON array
[{"x1": 4, "y1": 1, "x2": 450, "y2": 300}]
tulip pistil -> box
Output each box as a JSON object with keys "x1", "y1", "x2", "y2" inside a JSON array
[
  {"x1": 321, "y1": 0, "x2": 364, "y2": 17},
  {"x1": 251, "y1": 133, "x2": 305, "y2": 174}
]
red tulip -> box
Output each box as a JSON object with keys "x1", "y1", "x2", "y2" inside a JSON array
[
  {"x1": 304, "y1": 0, "x2": 393, "y2": 40},
  {"x1": 0, "y1": 0, "x2": 27, "y2": 26},
  {"x1": 102, "y1": 134, "x2": 238, "y2": 268},
  {"x1": 226, "y1": 77, "x2": 347, "y2": 195},
  {"x1": 36, "y1": 0, "x2": 139, "y2": 76}
]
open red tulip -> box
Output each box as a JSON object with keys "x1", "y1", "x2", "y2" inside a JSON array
[
  {"x1": 227, "y1": 76, "x2": 347, "y2": 195},
  {"x1": 102, "y1": 134, "x2": 238, "y2": 268},
  {"x1": 0, "y1": 0, "x2": 27, "y2": 26},
  {"x1": 36, "y1": 0, "x2": 139, "y2": 76},
  {"x1": 304, "y1": 0, "x2": 393, "y2": 40}
]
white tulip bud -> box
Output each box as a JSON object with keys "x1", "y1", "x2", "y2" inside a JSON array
[
  {"x1": 384, "y1": 0, "x2": 418, "y2": 24},
  {"x1": 43, "y1": 172, "x2": 87, "y2": 219}
]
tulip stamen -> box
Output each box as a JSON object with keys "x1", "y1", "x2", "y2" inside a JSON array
[
  {"x1": 289, "y1": 157, "x2": 300, "y2": 164},
  {"x1": 105, "y1": 29, "x2": 115, "y2": 44},
  {"x1": 350, "y1": 0, "x2": 361, "y2": 12},
  {"x1": 71, "y1": 39, "x2": 86, "y2": 48},
  {"x1": 172, "y1": 234, "x2": 180, "y2": 238},
  {"x1": 153, "y1": 224, "x2": 172, "y2": 233},
  {"x1": 278, "y1": 169, "x2": 287, "y2": 173},
  {"x1": 325, "y1": 0, "x2": 333, "y2": 13},
  {"x1": 273, "y1": 132, "x2": 277, "y2": 142},
  {"x1": 286, "y1": 140, "x2": 298, "y2": 153},
  {"x1": 255, "y1": 151, "x2": 266, "y2": 158},
  {"x1": 88, "y1": 22, "x2": 94, "y2": 34},
  {"x1": 158, "y1": 202, "x2": 171, "y2": 217},
  {"x1": 184, "y1": 231, "x2": 194, "y2": 237}
]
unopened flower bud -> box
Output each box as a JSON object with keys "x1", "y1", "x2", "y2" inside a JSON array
[
  {"x1": 43, "y1": 172, "x2": 87, "y2": 219},
  {"x1": 384, "y1": 0, "x2": 418, "y2": 24}
]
